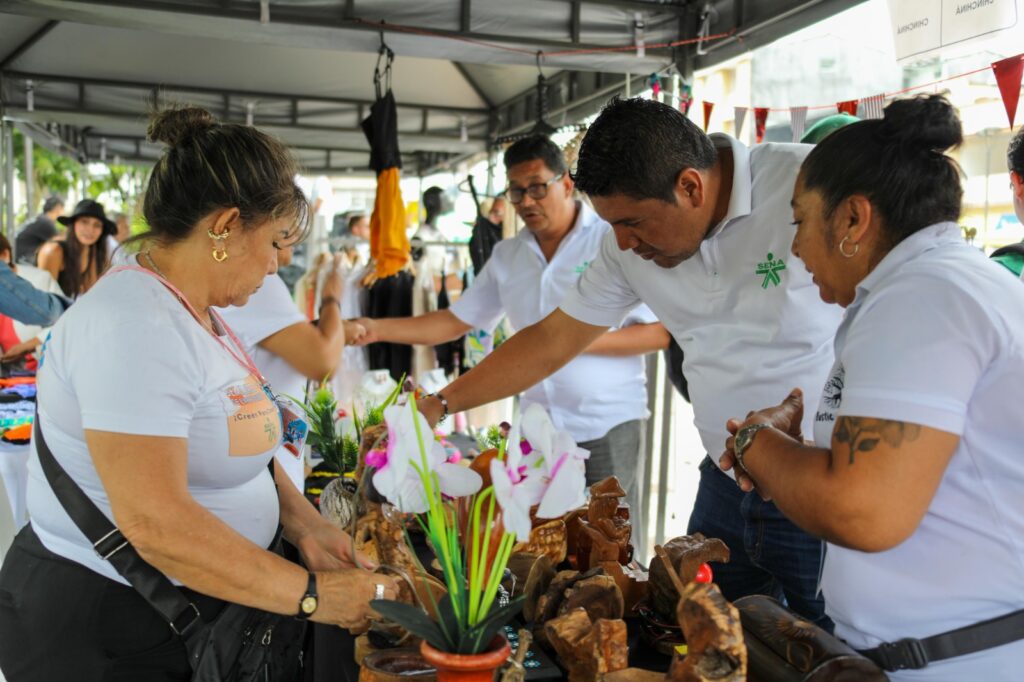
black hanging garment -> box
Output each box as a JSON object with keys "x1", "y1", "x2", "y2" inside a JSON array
[{"x1": 366, "y1": 270, "x2": 414, "y2": 383}]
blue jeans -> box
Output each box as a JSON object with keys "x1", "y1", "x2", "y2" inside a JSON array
[{"x1": 687, "y1": 456, "x2": 833, "y2": 632}]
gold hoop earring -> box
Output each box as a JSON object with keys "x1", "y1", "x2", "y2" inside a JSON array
[
  {"x1": 209, "y1": 228, "x2": 230, "y2": 262},
  {"x1": 839, "y1": 235, "x2": 859, "y2": 258}
]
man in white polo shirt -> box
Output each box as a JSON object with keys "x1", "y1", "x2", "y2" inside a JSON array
[
  {"x1": 418, "y1": 99, "x2": 842, "y2": 628},
  {"x1": 352, "y1": 135, "x2": 669, "y2": 549}
]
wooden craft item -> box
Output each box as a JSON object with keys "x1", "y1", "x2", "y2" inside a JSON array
[
  {"x1": 649, "y1": 534, "x2": 730, "y2": 621},
  {"x1": 522, "y1": 554, "x2": 556, "y2": 622},
  {"x1": 563, "y1": 508, "x2": 587, "y2": 568},
  {"x1": 512, "y1": 518, "x2": 567, "y2": 564},
  {"x1": 498, "y1": 629, "x2": 534, "y2": 682},
  {"x1": 576, "y1": 476, "x2": 633, "y2": 569},
  {"x1": 506, "y1": 552, "x2": 542, "y2": 599},
  {"x1": 601, "y1": 669, "x2": 666, "y2": 682},
  {"x1": 557, "y1": 574, "x2": 625, "y2": 622},
  {"x1": 667, "y1": 582, "x2": 746, "y2": 682},
  {"x1": 544, "y1": 609, "x2": 629, "y2": 682},
  {"x1": 733, "y1": 595, "x2": 888, "y2": 681},
  {"x1": 600, "y1": 561, "x2": 649, "y2": 614}
]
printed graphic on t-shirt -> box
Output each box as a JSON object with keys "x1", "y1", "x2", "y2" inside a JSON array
[
  {"x1": 816, "y1": 364, "x2": 844, "y2": 424},
  {"x1": 221, "y1": 376, "x2": 281, "y2": 456},
  {"x1": 755, "y1": 252, "x2": 787, "y2": 288}
]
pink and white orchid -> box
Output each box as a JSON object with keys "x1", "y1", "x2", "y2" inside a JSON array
[
  {"x1": 373, "y1": 401, "x2": 482, "y2": 513},
  {"x1": 490, "y1": 418, "x2": 545, "y2": 541},
  {"x1": 518, "y1": 403, "x2": 590, "y2": 519}
]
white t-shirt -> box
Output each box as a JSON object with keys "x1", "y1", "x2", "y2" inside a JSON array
[
  {"x1": 811, "y1": 222, "x2": 1024, "y2": 680},
  {"x1": 28, "y1": 269, "x2": 282, "y2": 585},
  {"x1": 450, "y1": 201, "x2": 655, "y2": 442},
  {"x1": 216, "y1": 274, "x2": 309, "y2": 492},
  {"x1": 560, "y1": 134, "x2": 843, "y2": 461}
]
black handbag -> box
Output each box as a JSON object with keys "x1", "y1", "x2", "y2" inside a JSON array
[{"x1": 33, "y1": 416, "x2": 306, "y2": 681}]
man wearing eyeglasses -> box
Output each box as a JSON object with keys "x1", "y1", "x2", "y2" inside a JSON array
[{"x1": 352, "y1": 135, "x2": 669, "y2": 551}]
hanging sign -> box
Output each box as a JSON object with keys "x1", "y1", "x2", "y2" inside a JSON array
[{"x1": 888, "y1": 0, "x2": 1020, "y2": 61}]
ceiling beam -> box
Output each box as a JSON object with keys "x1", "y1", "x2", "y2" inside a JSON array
[
  {"x1": 540, "y1": 0, "x2": 687, "y2": 13},
  {"x1": 0, "y1": 20, "x2": 59, "y2": 70},
  {"x1": 1, "y1": 70, "x2": 487, "y2": 117}
]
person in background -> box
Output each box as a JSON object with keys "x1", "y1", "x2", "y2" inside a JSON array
[
  {"x1": 36, "y1": 199, "x2": 114, "y2": 298},
  {"x1": 0, "y1": 257, "x2": 68, "y2": 328},
  {"x1": 799, "y1": 113, "x2": 860, "y2": 145},
  {"x1": 722, "y1": 95, "x2": 1024, "y2": 680},
  {"x1": 990, "y1": 126, "x2": 1024, "y2": 277},
  {"x1": 353, "y1": 135, "x2": 669, "y2": 550},
  {"x1": 0, "y1": 234, "x2": 64, "y2": 367},
  {"x1": 14, "y1": 196, "x2": 63, "y2": 265},
  {"x1": 348, "y1": 213, "x2": 370, "y2": 242},
  {"x1": 485, "y1": 196, "x2": 507, "y2": 228},
  {"x1": 113, "y1": 212, "x2": 132, "y2": 244},
  {"x1": 0, "y1": 105, "x2": 396, "y2": 681},
  {"x1": 216, "y1": 245, "x2": 364, "y2": 492}
]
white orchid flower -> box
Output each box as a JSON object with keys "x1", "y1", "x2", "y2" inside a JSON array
[{"x1": 373, "y1": 402, "x2": 482, "y2": 513}]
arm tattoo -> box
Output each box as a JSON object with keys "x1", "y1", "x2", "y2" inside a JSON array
[{"x1": 831, "y1": 417, "x2": 922, "y2": 468}]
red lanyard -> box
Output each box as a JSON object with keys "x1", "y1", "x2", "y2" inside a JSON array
[{"x1": 106, "y1": 265, "x2": 269, "y2": 389}]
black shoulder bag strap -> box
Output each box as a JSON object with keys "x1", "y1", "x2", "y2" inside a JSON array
[{"x1": 33, "y1": 415, "x2": 283, "y2": 639}]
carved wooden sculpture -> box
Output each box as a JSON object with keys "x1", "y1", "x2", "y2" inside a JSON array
[
  {"x1": 649, "y1": 534, "x2": 731, "y2": 621},
  {"x1": 666, "y1": 582, "x2": 747, "y2": 681},
  {"x1": 572, "y1": 477, "x2": 633, "y2": 570},
  {"x1": 558, "y1": 574, "x2": 625, "y2": 621},
  {"x1": 512, "y1": 518, "x2": 567, "y2": 565},
  {"x1": 544, "y1": 609, "x2": 629, "y2": 682},
  {"x1": 522, "y1": 554, "x2": 556, "y2": 622}
]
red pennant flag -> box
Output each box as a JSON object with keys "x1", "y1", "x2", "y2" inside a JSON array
[
  {"x1": 836, "y1": 100, "x2": 858, "y2": 116},
  {"x1": 992, "y1": 54, "x2": 1024, "y2": 128},
  {"x1": 754, "y1": 107, "x2": 769, "y2": 143},
  {"x1": 703, "y1": 101, "x2": 715, "y2": 132}
]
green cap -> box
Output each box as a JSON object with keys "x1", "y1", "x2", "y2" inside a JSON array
[{"x1": 800, "y1": 113, "x2": 860, "y2": 145}]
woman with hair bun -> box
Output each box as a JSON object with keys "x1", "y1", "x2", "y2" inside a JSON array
[
  {"x1": 0, "y1": 106, "x2": 396, "y2": 681},
  {"x1": 719, "y1": 95, "x2": 1024, "y2": 679}
]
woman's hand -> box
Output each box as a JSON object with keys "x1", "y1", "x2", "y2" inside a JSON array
[
  {"x1": 342, "y1": 319, "x2": 367, "y2": 346},
  {"x1": 313, "y1": 569, "x2": 400, "y2": 632},
  {"x1": 720, "y1": 389, "x2": 805, "y2": 495},
  {"x1": 294, "y1": 519, "x2": 377, "y2": 572},
  {"x1": 2, "y1": 339, "x2": 38, "y2": 363}
]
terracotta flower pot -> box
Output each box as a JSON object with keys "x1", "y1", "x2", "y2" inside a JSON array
[{"x1": 419, "y1": 635, "x2": 511, "y2": 682}]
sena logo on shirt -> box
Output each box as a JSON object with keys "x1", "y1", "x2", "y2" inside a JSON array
[{"x1": 221, "y1": 376, "x2": 280, "y2": 456}]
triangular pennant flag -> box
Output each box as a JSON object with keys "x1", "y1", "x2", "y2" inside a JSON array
[
  {"x1": 703, "y1": 101, "x2": 715, "y2": 132},
  {"x1": 790, "y1": 106, "x2": 808, "y2": 143},
  {"x1": 754, "y1": 107, "x2": 769, "y2": 143},
  {"x1": 837, "y1": 100, "x2": 858, "y2": 116},
  {"x1": 734, "y1": 106, "x2": 748, "y2": 138},
  {"x1": 992, "y1": 54, "x2": 1024, "y2": 128},
  {"x1": 858, "y1": 94, "x2": 885, "y2": 120}
]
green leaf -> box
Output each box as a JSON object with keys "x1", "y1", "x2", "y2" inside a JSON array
[{"x1": 369, "y1": 600, "x2": 449, "y2": 651}]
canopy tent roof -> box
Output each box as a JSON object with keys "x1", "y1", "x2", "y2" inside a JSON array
[{"x1": 0, "y1": 0, "x2": 862, "y2": 176}]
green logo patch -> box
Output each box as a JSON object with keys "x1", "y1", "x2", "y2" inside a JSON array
[
  {"x1": 574, "y1": 260, "x2": 591, "y2": 274},
  {"x1": 755, "y1": 252, "x2": 786, "y2": 288}
]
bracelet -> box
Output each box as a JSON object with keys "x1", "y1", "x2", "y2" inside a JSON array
[
  {"x1": 428, "y1": 392, "x2": 450, "y2": 425},
  {"x1": 319, "y1": 295, "x2": 341, "y2": 311}
]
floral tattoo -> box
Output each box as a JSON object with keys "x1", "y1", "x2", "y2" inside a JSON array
[{"x1": 832, "y1": 417, "x2": 921, "y2": 467}]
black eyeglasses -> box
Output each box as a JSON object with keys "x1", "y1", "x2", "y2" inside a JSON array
[{"x1": 504, "y1": 174, "x2": 564, "y2": 204}]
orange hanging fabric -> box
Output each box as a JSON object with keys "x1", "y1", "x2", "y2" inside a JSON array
[{"x1": 370, "y1": 166, "x2": 409, "y2": 278}]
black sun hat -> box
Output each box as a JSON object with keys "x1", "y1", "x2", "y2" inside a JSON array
[{"x1": 57, "y1": 199, "x2": 117, "y2": 236}]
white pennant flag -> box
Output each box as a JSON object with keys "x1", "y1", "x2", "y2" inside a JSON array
[
  {"x1": 734, "y1": 107, "x2": 748, "y2": 139},
  {"x1": 790, "y1": 106, "x2": 808, "y2": 143},
  {"x1": 859, "y1": 94, "x2": 885, "y2": 120}
]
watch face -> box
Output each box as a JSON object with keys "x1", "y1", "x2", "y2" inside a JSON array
[{"x1": 301, "y1": 596, "x2": 318, "y2": 615}]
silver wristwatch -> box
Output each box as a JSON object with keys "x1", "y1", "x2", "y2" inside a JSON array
[{"x1": 733, "y1": 423, "x2": 773, "y2": 472}]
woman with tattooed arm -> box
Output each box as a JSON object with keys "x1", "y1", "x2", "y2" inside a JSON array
[{"x1": 719, "y1": 95, "x2": 1024, "y2": 680}]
